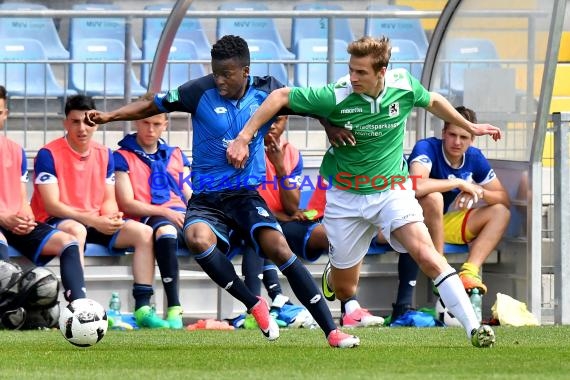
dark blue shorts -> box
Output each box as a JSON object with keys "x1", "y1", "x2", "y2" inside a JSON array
[
  {"x1": 47, "y1": 217, "x2": 121, "y2": 253},
  {"x1": 183, "y1": 189, "x2": 281, "y2": 256},
  {"x1": 1, "y1": 222, "x2": 58, "y2": 265},
  {"x1": 281, "y1": 220, "x2": 326, "y2": 262},
  {"x1": 142, "y1": 215, "x2": 187, "y2": 248}
]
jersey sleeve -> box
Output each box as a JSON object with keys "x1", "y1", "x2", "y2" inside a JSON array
[
  {"x1": 34, "y1": 148, "x2": 58, "y2": 184},
  {"x1": 288, "y1": 85, "x2": 335, "y2": 118},
  {"x1": 408, "y1": 139, "x2": 434, "y2": 172},
  {"x1": 113, "y1": 151, "x2": 129, "y2": 172},
  {"x1": 20, "y1": 148, "x2": 28, "y2": 183},
  {"x1": 154, "y1": 78, "x2": 200, "y2": 115},
  {"x1": 106, "y1": 149, "x2": 115, "y2": 185},
  {"x1": 408, "y1": 73, "x2": 431, "y2": 108},
  {"x1": 471, "y1": 150, "x2": 495, "y2": 185}
]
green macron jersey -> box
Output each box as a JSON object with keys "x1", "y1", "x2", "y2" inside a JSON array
[{"x1": 289, "y1": 68, "x2": 431, "y2": 194}]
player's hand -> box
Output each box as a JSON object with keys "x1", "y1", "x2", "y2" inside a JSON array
[
  {"x1": 454, "y1": 186, "x2": 484, "y2": 210},
  {"x1": 325, "y1": 125, "x2": 356, "y2": 147},
  {"x1": 164, "y1": 209, "x2": 184, "y2": 229},
  {"x1": 226, "y1": 135, "x2": 250, "y2": 169},
  {"x1": 264, "y1": 134, "x2": 284, "y2": 166},
  {"x1": 93, "y1": 214, "x2": 125, "y2": 235},
  {"x1": 471, "y1": 123, "x2": 502, "y2": 141},
  {"x1": 84, "y1": 111, "x2": 108, "y2": 127}
]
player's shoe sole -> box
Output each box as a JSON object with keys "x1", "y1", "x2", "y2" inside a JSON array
[{"x1": 321, "y1": 260, "x2": 336, "y2": 301}]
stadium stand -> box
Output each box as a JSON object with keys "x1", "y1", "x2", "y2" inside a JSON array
[
  {"x1": 70, "y1": 3, "x2": 142, "y2": 60},
  {"x1": 142, "y1": 3, "x2": 212, "y2": 60},
  {"x1": 389, "y1": 38, "x2": 423, "y2": 79},
  {"x1": 247, "y1": 39, "x2": 290, "y2": 85},
  {"x1": 69, "y1": 38, "x2": 147, "y2": 97},
  {"x1": 293, "y1": 38, "x2": 348, "y2": 87},
  {"x1": 0, "y1": 3, "x2": 69, "y2": 60},
  {"x1": 0, "y1": 38, "x2": 72, "y2": 97},
  {"x1": 141, "y1": 38, "x2": 206, "y2": 91},
  {"x1": 441, "y1": 37, "x2": 501, "y2": 104},
  {"x1": 365, "y1": 5, "x2": 429, "y2": 58},
  {"x1": 216, "y1": 2, "x2": 295, "y2": 60},
  {"x1": 291, "y1": 3, "x2": 354, "y2": 49}
]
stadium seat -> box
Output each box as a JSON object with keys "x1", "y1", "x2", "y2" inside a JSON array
[
  {"x1": 217, "y1": 2, "x2": 295, "y2": 60},
  {"x1": 141, "y1": 38, "x2": 206, "y2": 91},
  {"x1": 365, "y1": 5, "x2": 429, "y2": 58},
  {"x1": 143, "y1": 3, "x2": 211, "y2": 60},
  {"x1": 69, "y1": 38, "x2": 147, "y2": 97},
  {"x1": 70, "y1": 3, "x2": 142, "y2": 60},
  {"x1": 441, "y1": 37, "x2": 501, "y2": 101},
  {"x1": 0, "y1": 3, "x2": 69, "y2": 60},
  {"x1": 389, "y1": 38, "x2": 423, "y2": 79},
  {"x1": 0, "y1": 38, "x2": 72, "y2": 97},
  {"x1": 291, "y1": 3, "x2": 354, "y2": 49},
  {"x1": 294, "y1": 38, "x2": 349, "y2": 87},
  {"x1": 247, "y1": 39, "x2": 290, "y2": 86}
]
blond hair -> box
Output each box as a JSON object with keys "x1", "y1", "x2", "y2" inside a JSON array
[{"x1": 347, "y1": 36, "x2": 391, "y2": 72}]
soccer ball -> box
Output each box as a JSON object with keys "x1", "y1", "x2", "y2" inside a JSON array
[
  {"x1": 435, "y1": 297, "x2": 462, "y2": 327},
  {"x1": 59, "y1": 298, "x2": 108, "y2": 347}
]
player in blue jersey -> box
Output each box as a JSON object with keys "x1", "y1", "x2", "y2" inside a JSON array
[
  {"x1": 85, "y1": 35, "x2": 359, "y2": 348},
  {"x1": 406, "y1": 106, "x2": 511, "y2": 295}
]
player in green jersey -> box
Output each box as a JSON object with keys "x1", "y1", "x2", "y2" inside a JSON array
[{"x1": 227, "y1": 36, "x2": 500, "y2": 348}]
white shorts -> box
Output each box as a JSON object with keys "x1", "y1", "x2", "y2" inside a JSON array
[{"x1": 323, "y1": 180, "x2": 424, "y2": 269}]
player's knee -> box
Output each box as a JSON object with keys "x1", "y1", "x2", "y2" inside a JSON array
[
  {"x1": 155, "y1": 224, "x2": 177, "y2": 239},
  {"x1": 419, "y1": 192, "x2": 443, "y2": 213},
  {"x1": 66, "y1": 222, "x2": 87, "y2": 241}
]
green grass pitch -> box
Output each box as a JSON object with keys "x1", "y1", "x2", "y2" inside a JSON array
[{"x1": 1, "y1": 325, "x2": 569, "y2": 379}]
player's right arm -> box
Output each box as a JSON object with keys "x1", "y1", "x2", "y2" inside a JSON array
[{"x1": 85, "y1": 99, "x2": 161, "y2": 125}]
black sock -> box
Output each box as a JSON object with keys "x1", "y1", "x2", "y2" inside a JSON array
[
  {"x1": 154, "y1": 235, "x2": 180, "y2": 307},
  {"x1": 133, "y1": 283, "x2": 154, "y2": 310},
  {"x1": 396, "y1": 252, "x2": 419, "y2": 306},
  {"x1": 59, "y1": 244, "x2": 86, "y2": 301},
  {"x1": 195, "y1": 244, "x2": 258, "y2": 310},
  {"x1": 241, "y1": 246, "x2": 263, "y2": 296},
  {"x1": 262, "y1": 260, "x2": 282, "y2": 300},
  {"x1": 281, "y1": 256, "x2": 336, "y2": 335},
  {"x1": 0, "y1": 243, "x2": 8, "y2": 260}
]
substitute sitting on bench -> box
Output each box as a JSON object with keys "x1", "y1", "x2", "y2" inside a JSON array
[{"x1": 404, "y1": 106, "x2": 510, "y2": 298}]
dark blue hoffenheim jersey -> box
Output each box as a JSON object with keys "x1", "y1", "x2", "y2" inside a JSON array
[
  {"x1": 155, "y1": 75, "x2": 283, "y2": 194},
  {"x1": 408, "y1": 137, "x2": 496, "y2": 212}
]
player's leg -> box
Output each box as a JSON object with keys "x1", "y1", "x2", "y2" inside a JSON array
[
  {"x1": 459, "y1": 204, "x2": 510, "y2": 293},
  {"x1": 49, "y1": 218, "x2": 87, "y2": 267},
  {"x1": 39, "y1": 226, "x2": 86, "y2": 302},
  {"x1": 184, "y1": 193, "x2": 277, "y2": 340},
  {"x1": 146, "y1": 216, "x2": 183, "y2": 329},
  {"x1": 323, "y1": 187, "x2": 384, "y2": 328},
  {"x1": 113, "y1": 220, "x2": 169, "y2": 329},
  {"x1": 417, "y1": 192, "x2": 445, "y2": 254}
]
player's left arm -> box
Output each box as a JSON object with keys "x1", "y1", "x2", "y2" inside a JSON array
[
  {"x1": 426, "y1": 92, "x2": 501, "y2": 140},
  {"x1": 100, "y1": 150, "x2": 120, "y2": 216},
  {"x1": 480, "y1": 176, "x2": 511, "y2": 208}
]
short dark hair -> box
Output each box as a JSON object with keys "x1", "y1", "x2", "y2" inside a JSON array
[
  {"x1": 0, "y1": 85, "x2": 6, "y2": 101},
  {"x1": 64, "y1": 95, "x2": 95, "y2": 116},
  {"x1": 211, "y1": 35, "x2": 250, "y2": 66},
  {"x1": 444, "y1": 106, "x2": 478, "y2": 133}
]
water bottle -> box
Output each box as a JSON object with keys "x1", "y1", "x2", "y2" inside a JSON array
[
  {"x1": 470, "y1": 288, "x2": 482, "y2": 323},
  {"x1": 108, "y1": 292, "x2": 122, "y2": 327}
]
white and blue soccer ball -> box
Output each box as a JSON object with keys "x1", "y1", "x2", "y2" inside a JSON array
[
  {"x1": 435, "y1": 297, "x2": 462, "y2": 327},
  {"x1": 59, "y1": 298, "x2": 108, "y2": 347}
]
